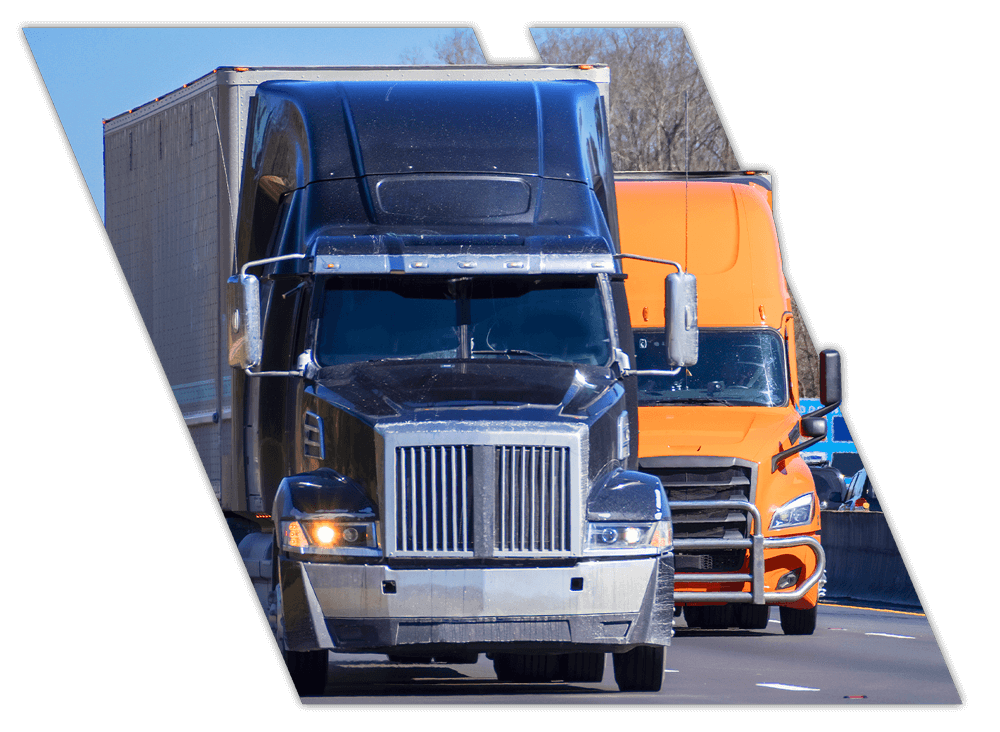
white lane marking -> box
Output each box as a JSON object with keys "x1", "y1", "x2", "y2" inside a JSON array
[
  {"x1": 757, "y1": 683, "x2": 820, "y2": 691},
  {"x1": 865, "y1": 632, "x2": 915, "y2": 639},
  {"x1": 664, "y1": 669, "x2": 680, "y2": 673}
]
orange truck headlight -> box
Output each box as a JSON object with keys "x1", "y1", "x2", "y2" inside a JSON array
[{"x1": 769, "y1": 493, "x2": 816, "y2": 530}]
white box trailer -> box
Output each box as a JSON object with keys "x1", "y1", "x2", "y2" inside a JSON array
[{"x1": 103, "y1": 65, "x2": 611, "y2": 510}]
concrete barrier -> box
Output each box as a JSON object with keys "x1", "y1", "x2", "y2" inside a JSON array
[{"x1": 820, "y1": 510, "x2": 920, "y2": 608}]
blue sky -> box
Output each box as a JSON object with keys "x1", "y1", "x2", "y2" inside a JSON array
[{"x1": 23, "y1": 26, "x2": 498, "y2": 220}]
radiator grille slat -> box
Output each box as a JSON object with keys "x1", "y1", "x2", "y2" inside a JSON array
[
  {"x1": 392, "y1": 442, "x2": 573, "y2": 557},
  {"x1": 396, "y1": 445, "x2": 474, "y2": 555},
  {"x1": 495, "y1": 445, "x2": 570, "y2": 555},
  {"x1": 641, "y1": 461, "x2": 755, "y2": 572}
]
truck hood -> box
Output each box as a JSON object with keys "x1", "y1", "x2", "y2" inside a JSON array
[
  {"x1": 312, "y1": 360, "x2": 621, "y2": 424},
  {"x1": 637, "y1": 405, "x2": 800, "y2": 463}
]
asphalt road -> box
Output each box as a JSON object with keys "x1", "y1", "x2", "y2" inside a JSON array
[{"x1": 301, "y1": 602, "x2": 960, "y2": 705}]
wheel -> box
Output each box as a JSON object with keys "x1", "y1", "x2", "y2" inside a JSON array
[
  {"x1": 734, "y1": 603, "x2": 770, "y2": 630},
  {"x1": 779, "y1": 605, "x2": 817, "y2": 635},
  {"x1": 561, "y1": 652, "x2": 605, "y2": 682},
  {"x1": 493, "y1": 654, "x2": 519, "y2": 682},
  {"x1": 284, "y1": 648, "x2": 328, "y2": 696},
  {"x1": 492, "y1": 653, "x2": 560, "y2": 682},
  {"x1": 684, "y1": 604, "x2": 734, "y2": 629},
  {"x1": 274, "y1": 577, "x2": 328, "y2": 696},
  {"x1": 612, "y1": 645, "x2": 665, "y2": 692}
]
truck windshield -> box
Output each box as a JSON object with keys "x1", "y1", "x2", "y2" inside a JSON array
[
  {"x1": 634, "y1": 328, "x2": 788, "y2": 407},
  {"x1": 315, "y1": 275, "x2": 612, "y2": 367}
]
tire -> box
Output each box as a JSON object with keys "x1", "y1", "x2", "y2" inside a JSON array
[
  {"x1": 492, "y1": 653, "x2": 560, "y2": 682},
  {"x1": 284, "y1": 648, "x2": 329, "y2": 697},
  {"x1": 275, "y1": 575, "x2": 328, "y2": 696},
  {"x1": 684, "y1": 604, "x2": 734, "y2": 629},
  {"x1": 779, "y1": 605, "x2": 817, "y2": 635},
  {"x1": 561, "y1": 652, "x2": 605, "y2": 682},
  {"x1": 734, "y1": 603, "x2": 770, "y2": 630},
  {"x1": 613, "y1": 645, "x2": 665, "y2": 692}
]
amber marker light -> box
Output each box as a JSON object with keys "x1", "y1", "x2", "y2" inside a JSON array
[
  {"x1": 283, "y1": 521, "x2": 308, "y2": 549},
  {"x1": 650, "y1": 523, "x2": 672, "y2": 548}
]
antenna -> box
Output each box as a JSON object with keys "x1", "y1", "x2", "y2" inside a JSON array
[{"x1": 684, "y1": 90, "x2": 689, "y2": 267}]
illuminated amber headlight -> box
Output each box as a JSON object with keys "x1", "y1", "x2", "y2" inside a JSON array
[{"x1": 280, "y1": 519, "x2": 380, "y2": 557}]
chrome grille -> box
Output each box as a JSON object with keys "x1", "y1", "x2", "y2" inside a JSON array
[
  {"x1": 394, "y1": 445, "x2": 473, "y2": 555},
  {"x1": 640, "y1": 457, "x2": 756, "y2": 573},
  {"x1": 495, "y1": 445, "x2": 572, "y2": 554},
  {"x1": 384, "y1": 425, "x2": 582, "y2": 559}
]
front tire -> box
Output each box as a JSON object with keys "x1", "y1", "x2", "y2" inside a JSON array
[
  {"x1": 493, "y1": 653, "x2": 560, "y2": 682},
  {"x1": 734, "y1": 603, "x2": 770, "y2": 630},
  {"x1": 284, "y1": 648, "x2": 328, "y2": 697},
  {"x1": 684, "y1": 604, "x2": 734, "y2": 629},
  {"x1": 561, "y1": 652, "x2": 605, "y2": 682},
  {"x1": 612, "y1": 645, "x2": 665, "y2": 692},
  {"x1": 274, "y1": 568, "x2": 328, "y2": 696},
  {"x1": 779, "y1": 605, "x2": 817, "y2": 635}
]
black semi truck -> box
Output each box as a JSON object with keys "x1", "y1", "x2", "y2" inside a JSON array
[{"x1": 104, "y1": 66, "x2": 698, "y2": 695}]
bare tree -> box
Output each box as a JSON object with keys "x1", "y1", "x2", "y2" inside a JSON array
[
  {"x1": 532, "y1": 27, "x2": 739, "y2": 172},
  {"x1": 399, "y1": 46, "x2": 430, "y2": 65},
  {"x1": 416, "y1": 28, "x2": 487, "y2": 64}
]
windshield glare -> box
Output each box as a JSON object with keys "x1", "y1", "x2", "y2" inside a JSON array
[
  {"x1": 315, "y1": 276, "x2": 612, "y2": 367},
  {"x1": 634, "y1": 328, "x2": 788, "y2": 407}
]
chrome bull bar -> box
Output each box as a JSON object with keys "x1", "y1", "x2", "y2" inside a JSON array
[{"x1": 670, "y1": 500, "x2": 825, "y2": 605}]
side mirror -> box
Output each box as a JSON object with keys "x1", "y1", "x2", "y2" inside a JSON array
[
  {"x1": 227, "y1": 274, "x2": 262, "y2": 369},
  {"x1": 819, "y1": 349, "x2": 842, "y2": 406},
  {"x1": 665, "y1": 271, "x2": 698, "y2": 368},
  {"x1": 772, "y1": 366, "x2": 838, "y2": 473},
  {"x1": 800, "y1": 416, "x2": 827, "y2": 439}
]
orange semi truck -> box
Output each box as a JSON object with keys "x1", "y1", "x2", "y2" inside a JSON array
[{"x1": 615, "y1": 171, "x2": 841, "y2": 634}]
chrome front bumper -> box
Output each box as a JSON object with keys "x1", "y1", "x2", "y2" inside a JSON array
[{"x1": 279, "y1": 554, "x2": 674, "y2": 653}]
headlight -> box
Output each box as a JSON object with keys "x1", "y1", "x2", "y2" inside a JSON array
[
  {"x1": 280, "y1": 519, "x2": 381, "y2": 557},
  {"x1": 769, "y1": 493, "x2": 816, "y2": 530},
  {"x1": 586, "y1": 520, "x2": 671, "y2": 554}
]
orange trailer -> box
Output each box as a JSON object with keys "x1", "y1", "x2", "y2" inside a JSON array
[{"x1": 616, "y1": 172, "x2": 840, "y2": 634}]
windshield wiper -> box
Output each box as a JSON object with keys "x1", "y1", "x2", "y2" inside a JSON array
[
  {"x1": 472, "y1": 349, "x2": 549, "y2": 361},
  {"x1": 661, "y1": 397, "x2": 736, "y2": 406}
]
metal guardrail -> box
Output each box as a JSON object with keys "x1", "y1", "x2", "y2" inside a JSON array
[{"x1": 671, "y1": 500, "x2": 826, "y2": 605}]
